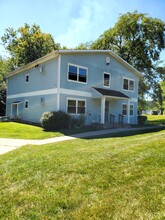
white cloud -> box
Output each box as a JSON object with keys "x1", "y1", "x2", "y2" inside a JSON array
[{"x1": 56, "y1": 0, "x2": 106, "y2": 47}]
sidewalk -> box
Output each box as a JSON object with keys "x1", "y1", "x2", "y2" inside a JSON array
[{"x1": 0, "y1": 125, "x2": 164, "y2": 155}]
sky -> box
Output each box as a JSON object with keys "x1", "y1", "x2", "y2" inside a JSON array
[{"x1": 1, "y1": 0, "x2": 165, "y2": 60}]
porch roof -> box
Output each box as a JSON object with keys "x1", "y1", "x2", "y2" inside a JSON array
[
  {"x1": 12, "y1": 101, "x2": 22, "y2": 104},
  {"x1": 92, "y1": 87, "x2": 130, "y2": 99}
]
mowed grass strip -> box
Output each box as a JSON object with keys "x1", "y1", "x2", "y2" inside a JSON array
[
  {"x1": 146, "y1": 114, "x2": 165, "y2": 125},
  {"x1": 0, "y1": 130, "x2": 165, "y2": 219},
  {"x1": 0, "y1": 122, "x2": 63, "y2": 139}
]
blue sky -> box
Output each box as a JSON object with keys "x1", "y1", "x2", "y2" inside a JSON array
[{"x1": 1, "y1": 0, "x2": 165, "y2": 60}]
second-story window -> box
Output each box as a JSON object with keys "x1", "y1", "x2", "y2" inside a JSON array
[
  {"x1": 123, "y1": 78, "x2": 134, "y2": 91},
  {"x1": 104, "y1": 72, "x2": 110, "y2": 87},
  {"x1": 25, "y1": 74, "x2": 29, "y2": 83},
  {"x1": 68, "y1": 64, "x2": 87, "y2": 83}
]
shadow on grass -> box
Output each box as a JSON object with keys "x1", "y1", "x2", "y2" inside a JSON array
[{"x1": 79, "y1": 126, "x2": 165, "y2": 140}]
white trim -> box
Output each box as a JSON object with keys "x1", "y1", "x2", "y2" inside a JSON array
[
  {"x1": 122, "y1": 77, "x2": 135, "y2": 92},
  {"x1": 103, "y1": 72, "x2": 111, "y2": 88},
  {"x1": 60, "y1": 88, "x2": 92, "y2": 97},
  {"x1": 57, "y1": 55, "x2": 61, "y2": 110},
  {"x1": 101, "y1": 96, "x2": 105, "y2": 124},
  {"x1": 7, "y1": 88, "x2": 58, "y2": 99},
  {"x1": 68, "y1": 63, "x2": 88, "y2": 84}
]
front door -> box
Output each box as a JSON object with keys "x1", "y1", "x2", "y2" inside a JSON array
[
  {"x1": 105, "y1": 101, "x2": 109, "y2": 123},
  {"x1": 12, "y1": 104, "x2": 18, "y2": 117}
]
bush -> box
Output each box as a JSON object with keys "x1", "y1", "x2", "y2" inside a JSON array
[
  {"x1": 70, "y1": 115, "x2": 86, "y2": 128},
  {"x1": 40, "y1": 111, "x2": 71, "y2": 131},
  {"x1": 137, "y1": 115, "x2": 147, "y2": 125}
]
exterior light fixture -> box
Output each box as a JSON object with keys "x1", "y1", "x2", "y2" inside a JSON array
[{"x1": 106, "y1": 56, "x2": 110, "y2": 65}]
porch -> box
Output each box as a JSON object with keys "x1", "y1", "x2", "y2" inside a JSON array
[{"x1": 92, "y1": 87, "x2": 132, "y2": 127}]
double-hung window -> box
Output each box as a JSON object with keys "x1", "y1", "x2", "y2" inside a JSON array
[
  {"x1": 103, "y1": 72, "x2": 110, "y2": 87},
  {"x1": 122, "y1": 104, "x2": 134, "y2": 116},
  {"x1": 130, "y1": 104, "x2": 134, "y2": 116},
  {"x1": 123, "y1": 78, "x2": 134, "y2": 91},
  {"x1": 67, "y1": 99, "x2": 86, "y2": 114},
  {"x1": 68, "y1": 64, "x2": 87, "y2": 83},
  {"x1": 122, "y1": 104, "x2": 127, "y2": 116}
]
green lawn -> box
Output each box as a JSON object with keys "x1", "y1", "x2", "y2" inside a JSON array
[
  {"x1": 0, "y1": 130, "x2": 165, "y2": 219},
  {"x1": 146, "y1": 114, "x2": 165, "y2": 125},
  {"x1": 0, "y1": 122, "x2": 63, "y2": 139}
]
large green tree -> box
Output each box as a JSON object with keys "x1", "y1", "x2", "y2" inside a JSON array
[
  {"x1": 91, "y1": 12, "x2": 165, "y2": 99},
  {"x1": 1, "y1": 23, "x2": 60, "y2": 67},
  {"x1": 0, "y1": 57, "x2": 13, "y2": 115}
]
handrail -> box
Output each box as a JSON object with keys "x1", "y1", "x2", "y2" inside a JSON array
[
  {"x1": 110, "y1": 114, "x2": 115, "y2": 128},
  {"x1": 118, "y1": 114, "x2": 124, "y2": 127}
]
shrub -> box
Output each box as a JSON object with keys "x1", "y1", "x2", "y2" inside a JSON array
[
  {"x1": 40, "y1": 111, "x2": 71, "y2": 131},
  {"x1": 137, "y1": 115, "x2": 147, "y2": 125},
  {"x1": 70, "y1": 115, "x2": 86, "y2": 128}
]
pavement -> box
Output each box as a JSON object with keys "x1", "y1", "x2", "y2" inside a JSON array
[{"x1": 0, "y1": 126, "x2": 164, "y2": 155}]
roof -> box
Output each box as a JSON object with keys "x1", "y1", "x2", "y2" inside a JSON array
[
  {"x1": 93, "y1": 87, "x2": 130, "y2": 99},
  {"x1": 6, "y1": 50, "x2": 142, "y2": 78}
]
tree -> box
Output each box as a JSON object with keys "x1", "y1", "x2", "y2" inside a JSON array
[
  {"x1": 0, "y1": 57, "x2": 13, "y2": 116},
  {"x1": 1, "y1": 23, "x2": 60, "y2": 67},
  {"x1": 91, "y1": 12, "x2": 165, "y2": 99},
  {"x1": 75, "y1": 41, "x2": 92, "y2": 50}
]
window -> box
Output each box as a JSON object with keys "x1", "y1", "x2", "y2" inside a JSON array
[
  {"x1": 68, "y1": 100, "x2": 76, "y2": 114},
  {"x1": 104, "y1": 72, "x2": 110, "y2": 87},
  {"x1": 123, "y1": 78, "x2": 134, "y2": 91},
  {"x1": 25, "y1": 74, "x2": 29, "y2": 83},
  {"x1": 122, "y1": 104, "x2": 127, "y2": 116},
  {"x1": 25, "y1": 100, "x2": 28, "y2": 109},
  {"x1": 78, "y1": 100, "x2": 85, "y2": 114},
  {"x1": 68, "y1": 64, "x2": 87, "y2": 83},
  {"x1": 130, "y1": 104, "x2": 134, "y2": 116},
  {"x1": 67, "y1": 99, "x2": 86, "y2": 114}
]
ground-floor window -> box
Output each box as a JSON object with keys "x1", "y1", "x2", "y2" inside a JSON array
[
  {"x1": 130, "y1": 104, "x2": 134, "y2": 116},
  {"x1": 122, "y1": 104, "x2": 127, "y2": 116},
  {"x1": 122, "y1": 103, "x2": 134, "y2": 116},
  {"x1": 25, "y1": 100, "x2": 28, "y2": 109},
  {"x1": 67, "y1": 99, "x2": 86, "y2": 114}
]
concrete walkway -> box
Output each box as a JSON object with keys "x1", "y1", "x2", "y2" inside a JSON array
[{"x1": 0, "y1": 126, "x2": 164, "y2": 155}]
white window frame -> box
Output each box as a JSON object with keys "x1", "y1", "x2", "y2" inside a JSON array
[
  {"x1": 122, "y1": 103, "x2": 127, "y2": 116},
  {"x1": 25, "y1": 100, "x2": 28, "y2": 109},
  {"x1": 25, "y1": 74, "x2": 29, "y2": 83},
  {"x1": 66, "y1": 98, "x2": 86, "y2": 115},
  {"x1": 123, "y1": 77, "x2": 135, "y2": 92},
  {"x1": 68, "y1": 63, "x2": 88, "y2": 84},
  {"x1": 130, "y1": 104, "x2": 134, "y2": 116},
  {"x1": 103, "y1": 72, "x2": 111, "y2": 87}
]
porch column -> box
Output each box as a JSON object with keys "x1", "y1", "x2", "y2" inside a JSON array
[
  {"x1": 127, "y1": 99, "x2": 130, "y2": 123},
  {"x1": 101, "y1": 96, "x2": 105, "y2": 124}
]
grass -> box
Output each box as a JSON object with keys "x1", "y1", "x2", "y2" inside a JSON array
[
  {"x1": 0, "y1": 130, "x2": 165, "y2": 219},
  {"x1": 0, "y1": 122, "x2": 102, "y2": 139},
  {"x1": 146, "y1": 114, "x2": 165, "y2": 125},
  {"x1": 0, "y1": 122, "x2": 63, "y2": 139}
]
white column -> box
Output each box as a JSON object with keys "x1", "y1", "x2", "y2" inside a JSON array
[
  {"x1": 127, "y1": 99, "x2": 130, "y2": 123},
  {"x1": 101, "y1": 96, "x2": 105, "y2": 124},
  {"x1": 57, "y1": 55, "x2": 61, "y2": 111}
]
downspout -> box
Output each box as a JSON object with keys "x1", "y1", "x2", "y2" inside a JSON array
[{"x1": 57, "y1": 54, "x2": 61, "y2": 111}]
